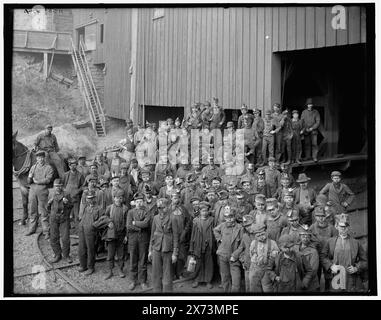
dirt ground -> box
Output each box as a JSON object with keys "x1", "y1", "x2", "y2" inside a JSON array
[{"x1": 12, "y1": 179, "x2": 368, "y2": 295}]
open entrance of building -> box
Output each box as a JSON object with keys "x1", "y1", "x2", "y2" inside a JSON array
[
  {"x1": 279, "y1": 44, "x2": 367, "y2": 159},
  {"x1": 141, "y1": 105, "x2": 185, "y2": 127}
]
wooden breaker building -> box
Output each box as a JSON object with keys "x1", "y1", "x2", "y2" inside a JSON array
[{"x1": 72, "y1": 6, "x2": 369, "y2": 159}]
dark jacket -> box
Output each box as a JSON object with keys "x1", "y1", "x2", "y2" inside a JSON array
[
  {"x1": 213, "y1": 222, "x2": 243, "y2": 259},
  {"x1": 149, "y1": 212, "x2": 179, "y2": 254},
  {"x1": 47, "y1": 191, "x2": 73, "y2": 222},
  {"x1": 63, "y1": 170, "x2": 85, "y2": 203},
  {"x1": 189, "y1": 216, "x2": 215, "y2": 258}
]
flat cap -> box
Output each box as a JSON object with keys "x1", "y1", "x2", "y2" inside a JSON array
[
  {"x1": 331, "y1": 171, "x2": 341, "y2": 177},
  {"x1": 87, "y1": 174, "x2": 98, "y2": 182},
  {"x1": 120, "y1": 162, "x2": 129, "y2": 169},
  {"x1": 292, "y1": 110, "x2": 299, "y2": 114},
  {"x1": 199, "y1": 201, "x2": 211, "y2": 209},
  {"x1": 45, "y1": 124, "x2": 53, "y2": 129},
  {"x1": 35, "y1": 150, "x2": 46, "y2": 157},
  {"x1": 266, "y1": 198, "x2": 278, "y2": 207},
  {"x1": 68, "y1": 158, "x2": 78, "y2": 165},
  {"x1": 157, "y1": 198, "x2": 169, "y2": 208},
  {"x1": 190, "y1": 196, "x2": 201, "y2": 203},
  {"x1": 252, "y1": 223, "x2": 267, "y2": 234},
  {"x1": 53, "y1": 178, "x2": 63, "y2": 186},
  {"x1": 268, "y1": 156, "x2": 276, "y2": 162},
  {"x1": 299, "y1": 225, "x2": 312, "y2": 235},
  {"x1": 242, "y1": 215, "x2": 254, "y2": 227},
  {"x1": 115, "y1": 189, "x2": 125, "y2": 198},
  {"x1": 134, "y1": 193, "x2": 144, "y2": 200},
  {"x1": 278, "y1": 234, "x2": 295, "y2": 248},
  {"x1": 314, "y1": 206, "x2": 326, "y2": 216},
  {"x1": 255, "y1": 194, "x2": 266, "y2": 203}
]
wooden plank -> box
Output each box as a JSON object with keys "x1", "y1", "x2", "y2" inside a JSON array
[
  {"x1": 179, "y1": 9, "x2": 187, "y2": 106},
  {"x1": 336, "y1": 5, "x2": 349, "y2": 46},
  {"x1": 272, "y1": 7, "x2": 279, "y2": 52},
  {"x1": 211, "y1": 8, "x2": 218, "y2": 101},
  {"x1": 236, "y1": 7, "x2": 243, "y2": 107},
  {"x1": 264, "y1": 7, "x2": 272, "y2": 110},
  {"x1": 242, "y1": 8, "x2": 250, "y2": 106},
  {"x1": 222, "y1": 8, "x2": 230, "y2": 108},
  {"x1": 325, "y1": 6, "x2": 337, "y2": 47},
  {"x1": 195, "y1": 8, "x2": 201, "y2": 104},
  {"x1": 206, "y1": 8, "x2": 213, "y2": 104},
  {"x1": 315, "y1": 7, "x2": 326, "y2": 48},
  {"x1": 348, "y1": 6, "x2": 361, "y2": 44},
  {"x1": 278, "y1": 7, "x2": 287, "y2": 51},
  {"x1": 230, "y1": 8, "x2": 236, "y2": 108},
  {"x1": 249, "y1": 8, "x2": 257, "y2": 108},
  {"x1": 287, "y1": 7, "x2": 296, "y2": 51},
  {"x1": 169, "y1": 8, "x2": 176, "y2": 106},
  {"x1": 163, "y1": 9, "x2": 170, "y2": 105},
  {"x1": 305, "y1": 7, "x2": 315, "y2": 49},
  {"x1": 296, "y1": 7, "x2": 306, "y2": 50},
  {"x1": 216, "y1": 8, "x2": 223, "y2": 103},
  {"x1": 256, "y1": 8, "x2": 265, "y2": 109},
  {"x1": 185, "y1": 8, "x2": 193, "y2": 109},
  {"x1": 360, "y1": 6, "x2": 367, "y2": 43},
  {"x1": 152, "y1": 11, "x2": 159, "y2": 106},
  {"x1": 200, "y1": 8, "x2": 207, "y2": 103}
]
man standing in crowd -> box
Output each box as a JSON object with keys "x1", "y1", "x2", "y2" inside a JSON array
[
  {"x1": 26, "y1": 150, "x2": 54, "y2": 238},
  {"x1": 33, "y1": 124, "x2": 65, "y2": 179},
  {"x1": 301, "y1": 98, "x2": 321, "y2": 162}
]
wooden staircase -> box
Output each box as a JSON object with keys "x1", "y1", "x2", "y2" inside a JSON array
[{"x1": 70, "y1": 38, "x2": 106, "y2": 137}]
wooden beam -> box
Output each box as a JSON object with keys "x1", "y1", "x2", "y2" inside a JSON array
[
  {"x1": 43, "y1": 52, "x2": 48, "y2": 80},
  {"x1": 129, "y1": 8, "x2": 138, "y2": 122}
]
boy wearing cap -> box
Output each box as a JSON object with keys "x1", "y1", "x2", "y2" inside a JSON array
[
  {"x1": 291, "y1": 110, "x2": 302, "y2": 164},
  {"x1": 170, "y1": 191, "x2": 192, "y2": 279},
  {"x1": 231, "y1": 214, "x2": 256, "y2": 292},
  {"x1": 94, "y1": 153, "x2": 111, "y2": 180},
  {"x1": 189, "y1": 202, "x2": 215, "y2": 289},
  {"x1": 279, "y1": 110, "x2": 293, "y2": 165},
  {"x1": 267, "y1": 234, "x2": 313, "y2": 292},
  {"x1": 142, "y1": 185, "x2": 158, "y2": 217},
  {"x1": 213, "y1": 209, "x2": 244, "y2": 292},
  {"x1": 104, "y1": 190, "x2": 128, "y2": 280},
  {"x1": 158, "y1": 174, "x2": 176, "y2": 200},
  {"x1": 137, "y1": 168, "x2": 158, "y2": 196},
  {"x1": 47, "y1": 179, "x2": 73, "y2": 263},
  {"x1": 240, "y1": 178, "x2": 256, "y2": 207},
  {"x1": 300, "y1": 98, "x2": 321, "y2": 162},
  {"x1": 63, "y1": 158, "x2": 85, "y2": 232},
  {"x1": 258, "y1": 157, "x2": 281, "y2": 196},
  {"x1": 127, "y1": 193, "x2": 152, "y2": 290},
  {"x1": 26, "y1": 150, "x2": 54, "y2": 237},
  {"x1": 272, "y1": 174, "x2": 294, "y2": 204},
  {"x1": 310, "y1": 206, "x2": 338, "y2": 291},
  {"x1": 34, "y1": 124, "x2": 65, "y2": 179},
  {"x1": 238, "y1": 104, "x2": 254, "y2": 129},
  {"x1": 77, "y1": 155, "x2": 90, "y2": 177},
  {"x1": 253, "y1": 170, "x2": 271, "y2": 198},
  {"x1": 119, "y1": 162, "x2": 137, "y2": 201},
  {"x1": 278, "y1": 189, "x2": 300, "y2": 219},
  {"x1": 148, "y1": 198, "x2": 179, "y2": 292},
  {"x1": 201, "y1": 155, "x2": 222, "y2": 184},
  {"x1": 260, "y1": 111, "x2": 276, "y2": 166},
  {"x1": 235, "y1": 192, "x2": 253, "y2": 224},
  {"x1": 280, "y1": 209, "x2": 304, "y2": 244},
  {"x1": 83, "y1": 162, "x2": 99, "y2": 187},
  {"x1": 271, "y1": 103, "x2": 284, "y2": 164},
  {"x1": 249, "y1": 194, "x2": 268, "y2": 226},
  {"x1": 248, "y1": 224, "x2": 279, "y2": 292},
  {"x1": 265, "y1": 199, "x2": 288, "y2": 242},
  {"x1": 189, "y1": 196, "x2": 201, "y2": 219},
  {"x1": 79, "y1": 175, "x2": 104, "y2": 219},
  {"x1": 319, "y1": 171, "x2": 355, "y2": 213},
  {"x1": 321, "y1": 216, "x2": 367, "y2": 292},
  {"x1": 209, "y1": 100, "x2": 226, "y2": 130},
  {"x1": 127, "y1": 158, "x2": 141, "y2": 186},
  {"x1": 294, "y1": 173, "x2": 316, "y2": 225},
  {"x1": 291, "y1": 227, "x2": 320, "y2": 291},
  {"x1": 78, "y1": 191, "x2": 104, "y2": 275}
]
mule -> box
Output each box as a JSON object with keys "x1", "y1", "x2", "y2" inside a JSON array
[{"x1": 12, "y1": 131, "x2": 67, "y2": 224}]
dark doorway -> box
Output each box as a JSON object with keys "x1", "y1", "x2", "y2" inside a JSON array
[
  {"x1": 144, "y1": 105, "x2": 184, "y2": 127},
  {"x1": 77, "y1": 27, "x2": 85, "y2": 49},
  {"x1": 280, "y1": 44, "x2": 367, "y2": 157}
]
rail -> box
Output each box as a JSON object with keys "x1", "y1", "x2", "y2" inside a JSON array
[
  {"x1": 79, "y1": 40, "x2": 106, "y2": 133},
  {"x1": 70, "y1": 37, "x2": 96, "y2": 132}
]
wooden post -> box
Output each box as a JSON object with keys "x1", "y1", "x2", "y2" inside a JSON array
[
  {"x1": 43, "y1": 52, "x2": 48, "y2": 80},
  {"x1": 129, "y1": 9, "x2": 138, "y2": 123},
  {"x1": 271, "y1": 53, "x2": 282, "y2": 107}
]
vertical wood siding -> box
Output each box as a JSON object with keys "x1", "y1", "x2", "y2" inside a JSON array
[{"x1": 73, "y1": 5, "x2": 366, "y2": 120}]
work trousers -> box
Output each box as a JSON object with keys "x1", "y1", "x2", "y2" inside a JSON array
[
  {"x1": 128, "y1": 231, "x2": 149, "y2": 284},
  {"x1": 70, "y1": 201, "x2": 80, "y2": 231},
  {"x1": 218, "y1": 256, "x2": 242, "y2": 292},
  {"x1": 49, "y1": 215, "x2": 70, "y2": 258},
  {"x1": 303, "y1": 132, "x2": 318, "y2": 160},
  {"x1": 249, "y1": 265, "x2": 274, "y2": 293},
  {"x1": 47, "y1": 151, "x2": 65, "y2": 180},
  {"x1": 78, "y1": 226, "x2": 96, "y2": 270},
  {"x1": 262, "y1": 135, "x2": 274, "y2": 164},
  {"x1": 107, "y1": 237, "x2": 125, "y2": 264},
  {"x1": 282, "y1": 137, "x2": 292, "y2": 163},
  {"x1": 274, "y1": 132, "x2": 283, "y2": 162},
  {"x1": 28, "y1": 185, "x2": 49, "y2": 235},
  {"x1": 291, "y1": 133, "x2": 302, "y2": 161},
  {"x1": 152, "y1": 251, "x2": 174, "y2": 293}
]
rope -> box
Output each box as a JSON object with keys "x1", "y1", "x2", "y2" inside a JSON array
[{"x1": 13, "y1": 150, "x2": 32, "y2": 178}]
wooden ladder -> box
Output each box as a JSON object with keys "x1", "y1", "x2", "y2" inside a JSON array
[{"x1": 70, "y1": 38, "x2": 106, "y2": 137}]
